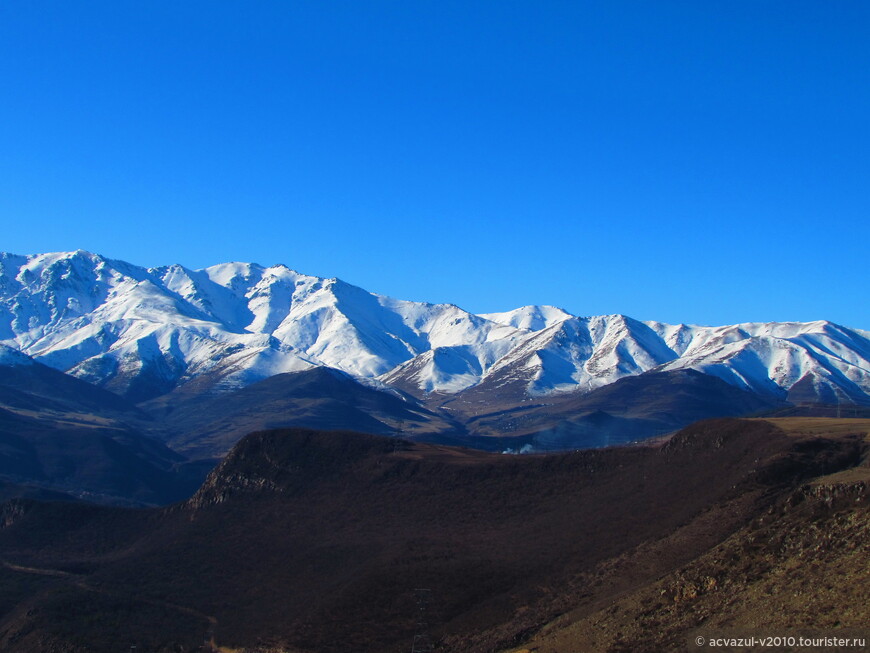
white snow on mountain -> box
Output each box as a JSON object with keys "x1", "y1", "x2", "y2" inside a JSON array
[
  {"x1": 0, "y1": 343, "x2": 35, "y2": 367},
  {"x1": 1, "y1": 250, "x2": 869, "y2": 404},
  {"x1": 479, "y1": 305, "x2": 573, "y2": 331}
]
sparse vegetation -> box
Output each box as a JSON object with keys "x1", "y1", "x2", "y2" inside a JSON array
[{"x1": 0, "y1": 418, "x2": 867, "y2": 652}]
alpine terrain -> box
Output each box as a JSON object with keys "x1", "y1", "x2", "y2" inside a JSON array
[
  {"x1": 1, "y1": 250, "x2": 869, "y2": 499},
  {"x1": 1, "y1": 252, "x2": 869, "y2": 653},
  {"x1": 2, "y1": 250, "x2": 868, "y2": 407}
]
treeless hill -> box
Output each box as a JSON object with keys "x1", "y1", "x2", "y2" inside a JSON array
[
  {"x1": 0, "y1": 418, "x2": 867, "y2": 653},
  {"x1": 0, "y1": 355, "x2": 206, "y2": 506},
  {"x1": 511, "y1": 419, "x2": 870, "y2": 653},
  {"x1": 140, "y1": 367, "x2": 463, "y2": 459},
  {"x1": 446, "y1": 369, "x2": 785, "y2": 449}
]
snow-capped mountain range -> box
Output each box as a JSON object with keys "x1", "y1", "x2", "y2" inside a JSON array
[{"x1": 2, "y1": 250, "x2": 869, "y2": 405}]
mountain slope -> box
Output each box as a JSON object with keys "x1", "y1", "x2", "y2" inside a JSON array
[
  {"x1": 0, "y1": 345, "x2": 205, "y2": 505},
  {"x1": 2, "y1": 250, "x2": 869, "y2": 407},
  {"x1": 0, "y1": 418, "x2": 866, "y2": 652},
  {"x1": 450, "y1": 369, "x2": 786, "y2": 450},
  {"x1": 141, "y1": 367, "x2": 463, "y2": 459},
  {"x1": 516, "y1": 418, "x2": 870, "y2": 653}
]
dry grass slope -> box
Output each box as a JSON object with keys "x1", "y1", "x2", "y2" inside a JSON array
[{"x1": 0, "y1": 418, "x2": 867, "y2": 653}]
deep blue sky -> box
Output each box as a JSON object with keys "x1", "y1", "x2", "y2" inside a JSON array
[{"x1": 2, "y1": 2, "x2": 868, "y2": 328}]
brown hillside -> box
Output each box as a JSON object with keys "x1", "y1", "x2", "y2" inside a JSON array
[{"x1": 0, "y1": 418, "x2": 867, "y2": 653}]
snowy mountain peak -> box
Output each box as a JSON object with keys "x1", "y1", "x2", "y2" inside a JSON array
[
  {"x1": 1, "y1": 251, "x2": 868, "y2": 405},
  {"x1": 479, "y1": 305, "x2": 573, "y2": 331}
]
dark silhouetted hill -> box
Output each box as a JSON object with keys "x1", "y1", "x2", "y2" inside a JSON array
[
  {"x1": 141, "y1": 366, "x2": 464, "y2": 459},
  {"x1": 0, "y1": 418, "x2": 867, "y2": 652},
  {"x1": 0, "y1": 354, "x2": 207, "y2": 505}
]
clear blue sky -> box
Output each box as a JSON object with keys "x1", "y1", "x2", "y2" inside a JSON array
[{"x1": 1, "y1": 2, "x2": 868, "y2": 328}]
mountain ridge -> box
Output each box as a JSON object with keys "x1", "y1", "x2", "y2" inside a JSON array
[{"x1": 1, "y1": 250, "x2": 869, "y2": 407}]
